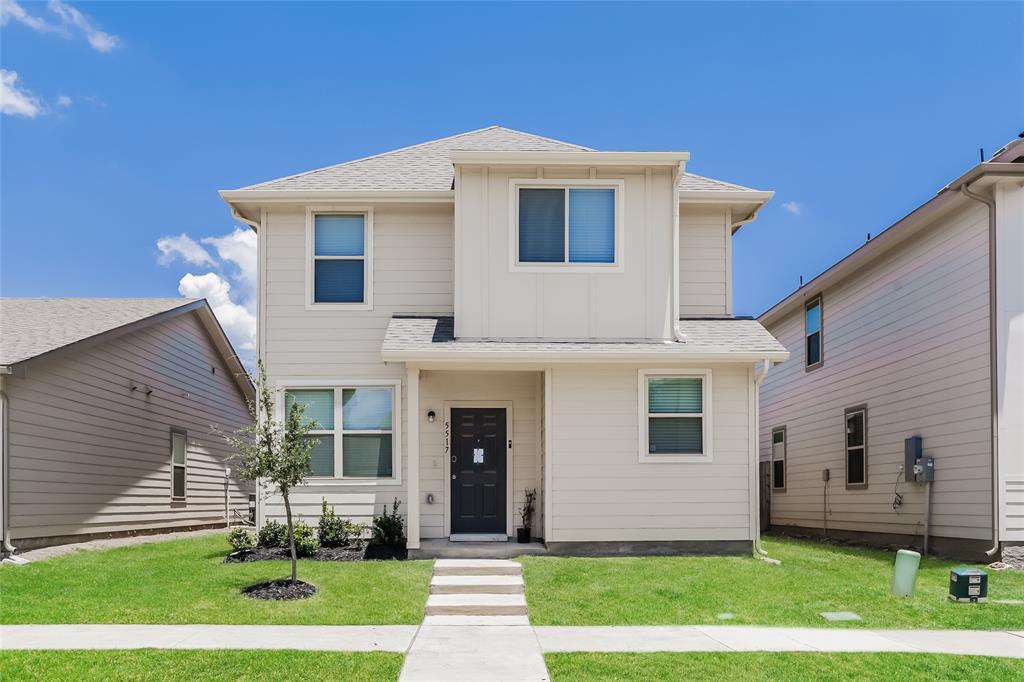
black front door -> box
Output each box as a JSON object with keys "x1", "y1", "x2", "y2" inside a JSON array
[{"x1": 450, "y1": 408, "x2": 507, "y2": 534}]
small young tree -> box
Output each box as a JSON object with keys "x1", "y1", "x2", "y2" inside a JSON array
[{"x1": 227, "y1": 361, "x2": 316, "y2": 582}]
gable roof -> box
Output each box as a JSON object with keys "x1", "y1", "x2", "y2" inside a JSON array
[
  {"x1": 0, "y1": 298, "x2": 254, "y2": 401},
  {"x1": 229, "y1": 125, "x2": 762, "y2": 195}
]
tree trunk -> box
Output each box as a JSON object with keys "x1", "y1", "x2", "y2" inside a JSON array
[{"x1": 282, "y1": 491, "x2": 297, "y2": 581}]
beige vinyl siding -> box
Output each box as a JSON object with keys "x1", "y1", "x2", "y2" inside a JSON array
[
  {"x1": 417, "y1": 370, "x2": 542, "y2": 538},
  {"x1": 759, "y1": 201, "x2": 992, "y2": 541},
  {"x1": 679, "y1": 207, "x2": 730, "y2": 317},
  {"x1": 548, "y1": 364, "x2": 753, "y2": 542},
  {"x1": 6, "y1": 312, "x2": 251, "y2": 542},
  {"x1": 260, "y1": 203, "x2": 454, "y2": 527},
  {"x1": 454, "y1": 166, "x2": 675, "y2": 341}
]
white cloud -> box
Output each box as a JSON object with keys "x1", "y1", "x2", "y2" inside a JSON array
[
  {"x1": 56, "y1": 94, "x2": 72, "y2": 107},
  {"x1": 1, "y1": 0, "x2": 121, "y2": 53},
  {"x1": 782, "y1": 201, "x2": 802, "y2": 215},
  {"x1": 177, "y1": 272, "x2": 257, "y2": 362},
  {"x1": 156, "y1": 233, "x2": 216, "y2": 267},
  {"x1": 202, "y1": 229, "x2": 257, "y2": 294},
  {"x1": 0, "y1": 69, "x2": 43, "y2": 117}
]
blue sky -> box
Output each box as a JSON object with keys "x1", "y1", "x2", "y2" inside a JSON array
[{"x1": 3, "y1": 1, "x2": 1022, "y2": 363}]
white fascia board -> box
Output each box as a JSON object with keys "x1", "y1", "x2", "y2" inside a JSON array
[
  {"x1": 450, "y1": 150, "x2": 690, "y2": 166},
  {"x1": 218, "y1": 189, "x2": 455, "y2": 204},
  {"x1": 381, "y1": 349, "x2": 790, "y2": 364},
  {"x1": 679, "y1": 190, "x2": 774, "y2": 204}
]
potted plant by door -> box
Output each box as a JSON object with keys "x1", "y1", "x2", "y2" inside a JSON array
[{"x1": 517, "y1": 488, "x2": 537, "y2": 543}]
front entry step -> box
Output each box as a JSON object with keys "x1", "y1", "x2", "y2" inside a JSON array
[
  {"x1": 425, "y1": 593, "x2": 528, "y2": 616},
  {"x1": 433, "y1": 559, "x2": 522, "y2": 576},
  {"x1": 430, "y1": 574, "x2": 524, "y2": 594}
]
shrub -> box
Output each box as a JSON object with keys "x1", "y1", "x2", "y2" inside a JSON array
[
  {"x1": 318, "y1": 498, "x2": 363, "y2": 548},
  {"x1": 293, "y1": 520, "x2": 320, "y2": 557},
  {"x1": 227, "y1": 527, "x2": 255, "y2": 552},
  {"x1": 257, "y1": 520, "x2": 288, "y2": 548},
  {"x1": 372, "y1": 498, "x2": 406, "y2": 547}
]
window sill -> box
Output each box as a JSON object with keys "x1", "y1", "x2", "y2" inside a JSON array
[
  {"x1": 305, "y1": 302, "x2": 373, "y2": 312},
  {"x1": 511, "y1": 263, "x2": 624, "y2": 275},
  {"x1": 639, "y1": 453, "x2": 713, "y2": 464}
]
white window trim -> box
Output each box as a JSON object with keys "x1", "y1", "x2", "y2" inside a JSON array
[
  {"x1": 508, "y1": 177, "x2": 626, "y2": 273},
  {"x1": 845, "y1": 406, "x2": 868, "y2": 489},
  {"x1": 305, "y1": 206, "x2": 374, "y2": 311},
  {"x1": 170, "y1": 428, "x2": 187, "y2": 499},
  {"x1": 277, "y1": 378, "x2": 402, "y2": 486},
  {"x1": 771, "y1": 426, "x2": 786, "y2": 491},
  {"x1": 638, "y1": 368, "x2": 713, "y2": 463}
]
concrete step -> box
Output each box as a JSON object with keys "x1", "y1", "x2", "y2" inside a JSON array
[
  {"x1": 425, "y1": 593, "x2": 528, "y2": 616},
  {"x1": 422, "y1": 614, "x2": 532, "y2": 626},
  {"x1": 430, "y1": 575, "x2": 524, "y2": 594},
  {"x1": 433, "y1": 559, "x2": 522, "y2": 576}
]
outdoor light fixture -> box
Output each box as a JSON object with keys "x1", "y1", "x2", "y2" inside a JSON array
[{"x1": 427, "y1": 410, "x2": 436, "y2": 423}]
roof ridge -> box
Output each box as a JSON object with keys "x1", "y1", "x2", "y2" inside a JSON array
[{"x1": 240, "y1": 125, "x2": 588, "y2": 190}]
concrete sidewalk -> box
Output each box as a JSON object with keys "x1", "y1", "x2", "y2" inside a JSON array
[
  {"x1": 0, "y1": 624, "x2": 417, "y2": 652},
  {"x1": 535, "y1": 626, "x2": 1024, "y2": 658}
]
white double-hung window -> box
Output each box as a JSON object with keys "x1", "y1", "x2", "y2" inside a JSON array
[
  {"x1": 307, "y1": 209, "x2": 373, "y2": 309},
  {"x1": 639, "y1": 369, "x2": 712, "y2": 462},
  {"x1": 283, "y1": 382, "x2": 400, "y2": 483},
  {"x1": 511, "y1": 179, "x2": 624, "y2": 271}
]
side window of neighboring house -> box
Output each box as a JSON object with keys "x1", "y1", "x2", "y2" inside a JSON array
[
  {"x1": 285, "y1": 385, "x2": 399, "y2": 481},
  {"x1": 516, "y1": 184, "x2": 620, "y2": 267},
  {"x1": 640, "y1": 370, "x2": 712, "y2": 462},
  {"x1": 771, "y1": 428, "x2": 786, "y2": 490},
  {"x1": 309, "y1": 211, "x2": 372, "y2": 307},
  {"x1": 805, "y1": 296, "x2": 823, "y2": 369},
  {"x1": 171, "y1": 429, "x2": 187, "y2": 499},
  {"x1": 845, "y1": 406, "x2": 867, "y2": 488}
]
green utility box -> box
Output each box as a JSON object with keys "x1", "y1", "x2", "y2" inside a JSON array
[{"x1": 949, "y1": 568, "x2": 988, "y2": 603}]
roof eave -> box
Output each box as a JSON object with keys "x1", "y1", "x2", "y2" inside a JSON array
[
  {"x1": 382, "y1": 349, "x2": 789, "y2": 364},
  {"x1": 219, "y1": 189, "x2": 455, "y2": 204},
  {"x1": 450, "y1": 150, "x2": 690, "y2": 166}
]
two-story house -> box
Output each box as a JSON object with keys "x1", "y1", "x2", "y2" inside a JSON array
[
  {"x1": 758, "y1": 136, "x2": 1024, "y2": 561},
  {"x1": 220, "y1": 126, "x2": 788, "y2": 556}
]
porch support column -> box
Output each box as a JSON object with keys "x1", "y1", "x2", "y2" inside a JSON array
[{"x1": 406, "y1": 364, "x2": 421, "y2": 550}]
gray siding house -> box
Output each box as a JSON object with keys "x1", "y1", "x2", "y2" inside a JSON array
[
  {"x1": 0, "y1": 298, "x2": 255, "y2": 554},
  {"x1": 758, "y1": 137, "x2": 1024, "y2": 560}
]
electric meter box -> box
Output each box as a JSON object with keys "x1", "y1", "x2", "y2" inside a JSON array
[{"x1": 948, "y1": 568, "x2": 988, "y2": 602}]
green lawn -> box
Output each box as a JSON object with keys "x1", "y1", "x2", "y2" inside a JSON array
[
  {"x1": 0, "y1": 532, "x2": 432, "y2": 625},
  {"x1": 545, "y1": 653, "x2": 1024, "y2": 681},
  {"x1": 522, "y1": 536, "x2": 1024, "y2": 629},
  {"x1": 0, "y1": 650, "x2": 403, "y2": 682}
]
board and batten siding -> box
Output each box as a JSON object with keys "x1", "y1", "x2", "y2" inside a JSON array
[
  {"x1": 5, "y1": 312, "x2": 251, "y2": 544},
  {"x1": 759, "y1": 201, "x2": 993, "y2": 542},
  {"x1": 454, "y1": 166, "x2": 675, "y2": 341},
  {"x1": 548, "y1": 364, "x2": 754, "y2": 543},
  {"x1": 259, "y1": 203, "x2": 454, "y2": 527},
  {"x1": 679, "y1": 207, "x2": 730, "y2": 317}
]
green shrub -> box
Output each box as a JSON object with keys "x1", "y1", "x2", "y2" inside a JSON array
[
  {"x1": 293, "y1": 520, "x2": 320, "y2": 557},
  {"x1": 257, "y1": 520, "x2": 288, "y2": 548},
  {"x1": 372, "y1": 498, "x2": 406, "y2": 548},
  {"x1": 227, "y1": 527, "x2": 255, "y2": 552},
  {"x1": 318, "y1": 498, "x2": 363, "y2": 548}
]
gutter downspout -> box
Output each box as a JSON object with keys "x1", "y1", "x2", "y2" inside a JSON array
[
  {"x1": 753, "y1": 358, "x2": 777, "y2": 562},
  {"x1": 672, "y1": 162, "x2": 686, "y2": 342},
  {"x1": 731, "y1": 202, "x2": 768, "y2": 233},
  {"x1": 1, "y1": 381, "x2": 17, "y2": 558},
  {"x1": 960, "y1": 183, "x2": 1001, "y2": 557}
]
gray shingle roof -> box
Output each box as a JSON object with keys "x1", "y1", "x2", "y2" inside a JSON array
[
  {"x1": 0, "y1": 298, "x2": 197, "y2": 366},
  {"x1": 236, "y1": 126, "x2": 760, "y2": 194},
  {"x1": 382, "y1": 316, "x2": 787, "y2": 359}
]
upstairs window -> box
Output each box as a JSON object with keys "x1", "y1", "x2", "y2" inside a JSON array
[
  {"x1": 308, "y1": 210, "x2": 373, "y2": 308},
  {"x1": 805, "y1": 296, "x2": 823, "y2": 369},
  {"x1": 771, "y1": 427, "x2": 786, "y2": 490},
  {"x1": 284, "y1": 384, "x2": 399, "y2": 481},
  {"x1": 845, "y1": 406, "x2": 867, "y2": 488},
  {"x1": 639, "y1": 370, "x2": 712, "y2": 462},
  {"x1": 514, "y1": 182, "x2": 622, "y2": 269}
]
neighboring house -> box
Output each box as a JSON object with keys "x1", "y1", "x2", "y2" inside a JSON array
[
  {"x1": 0, "y1": 298, "x2": 255, "y2": 554},
  {"x1": 221, "y1": 125, "x2": 788, "y2": 556},
  {"x1": 758, "y1": 136, "x2": 1024, "y2": 560}
]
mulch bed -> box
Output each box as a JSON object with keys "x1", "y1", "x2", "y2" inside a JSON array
[
  {"x1": 243, "y1": 579, "x2": 316, "y2": 600},
  {"x1": 225, "y1": 542, "x2": 406, "y2": 564}
]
